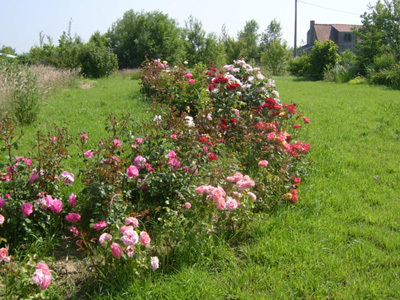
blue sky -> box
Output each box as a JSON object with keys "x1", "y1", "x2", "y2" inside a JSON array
[{"x1": 1, "y1": 0, "x2": 373, "y2": 54}]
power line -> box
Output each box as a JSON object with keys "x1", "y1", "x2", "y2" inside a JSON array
[{"x1": 298, "y1": 0, "x2": 360, "y2": 16}]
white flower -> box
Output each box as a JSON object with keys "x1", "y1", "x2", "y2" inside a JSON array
[
  {"x1": 265, "y1": 79, "x2": 276, "y2": 88},
  {"x1": 272, "y1": 90, "x2": 280, "y2": 99},
  {"x1": 256, "y1": 73, "x2": 265, "y2": 80},
  {"x1": 150, "y1": 256, "x2": 159, "y2": 270},
  {"x1": 184, "y1": 116, "x2": 195, "y2": 128},
  {"x1": 223, "y1": 64, "x2": 234, "y2": 71},
  {"x1": 153, "y1": 115, "x2": 162, "y2": 123}
]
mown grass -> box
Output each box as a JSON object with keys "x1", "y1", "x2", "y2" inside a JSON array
[{"x1": 7, "y1": 75, "x2": 400, "y2": 299}]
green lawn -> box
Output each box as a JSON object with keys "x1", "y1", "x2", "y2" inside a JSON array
[
  {"x1": 7, "y1": 75, "x2": 400, "y2": 299},
  {"x1": 114, "y1": 78, "x2": 400, "y2": 299}
]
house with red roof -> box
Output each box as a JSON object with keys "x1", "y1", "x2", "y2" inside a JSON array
[{"x1": 300, "y1": 20, "x2": 363, "y2": 53}]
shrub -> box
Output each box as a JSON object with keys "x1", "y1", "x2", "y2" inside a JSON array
[
  {"x1": 348, "y1": 76, "x2": 367, "y2": 85},
  {"x1": 324, "y1": 49, "x2": 358, "y2": 83},
  {"x1": 288, "y1": 55, "x2": 310, "y2": 77},
  {"x1": 368, "y1": 65, "x2": 400, "y2": 89},
  {"x1": 307, "y1": 40, "x2": 339, "y2": 80},
  {"x1": 79, "y1": 43, "x2": 118, "y2": 78}
]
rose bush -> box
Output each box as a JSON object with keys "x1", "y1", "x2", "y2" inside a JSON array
[{"x1": 0, "y1": 58, "x2": 310, "y2": 296}]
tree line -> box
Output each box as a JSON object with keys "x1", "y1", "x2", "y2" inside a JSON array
[{"x1": 1, "y1": 0, "x2": 399, "y2": 89}]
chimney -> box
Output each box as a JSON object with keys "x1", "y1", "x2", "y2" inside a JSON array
[{"x1": 310, "y1": 20, "x2": 315, "y2": 30}]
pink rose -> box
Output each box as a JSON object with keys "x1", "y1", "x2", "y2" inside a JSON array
[
  {"x1": 93, "y1": 221, "x2": 107, "y2": 231},
  {"x1": 0, "y1": 247, "x2": 10, "y2": 263},
  {"x1": 121, "y1": 228, "x2": 139, "y2": 246},
  {"x1": 84, "y1": 150, "x2": 94, "y2": 158},
  {"x1": 170, "y1": 134, "x2": 177, "y2": 140},
  {"x1": 216, "y1": 197, "x2": 226, "y2": 210},
  {"x1": 113, "y1": 139, "x2": 122, "y2": 147},
  {"x1": 22, "y1": 202, "x2": 33, "y2": 217},
  {"x1": 226, "y1": 176, "x2": 236, "y2": 182},
  {"x1": 68, "y1": 193, "x2": 77, "y2": 206},
  {"x1": 134, "y1": 155, "x2": 147, "y2": 169},
  {"x1": 184, "y1": 202, "x2": 191, "y2": 209},
  {"x1": 211, "y1": 187, "x2": 226, "y2": 201},
  {"x1": 231, "y1": 191, "x2": 242, "y2": 198},
  {"x1": 80, "y1": 134, "x2": 88, "y2": 140},
  {"x1": 236, "y1": 175, "x2": 255, "y2": 190},
  {"x1": 146, "y1": 163, "x2": 154, "y2": 172},
  {"x1": 0, "y1": 196, "x2": 5, "y2": 209},
  {"x1": 150, "y1": 256, "x2": 159, "y2": 270},
  {"x1": 49, "y1": 199, "x2": 63, "y2": 213},
  {"x1": 189, "y1": 79, "x2": 195, "y2": 84},
  {"x1": 65, "y1": 212, "x2": 81, "y2": 223},
  {"x1": 140, "y1": 231, "x2": 151, "y2": 246},
  {"x1": 258, "y1": 160, "x2": 268, "y2": 167},
  {"x1": 267, "y1": 132, "x2": 276, "y2": 140},
  {"x1": 167, "y1": 150, "x2": 176, "y2": 158},
  {"x1": 126, "y1": 246, "x2": 135, "y2": 257},
  {"x1": 168, "y1": 157, "x2": 180, "y2": 168},
  {"x1": 51, "y1": 136, "x2": 57, "y2": 143},
  {"x1": 60, "y1": 171, "x2": 74, "y2": 185},
  {"x1": 120, "y1": 225, "x2": 133, "y2": 234},
  {"x1": 0, "y1": 214, "x2": 4, "y2": 225},
  {"x1": 195, "y1": 185, "x2": 207, "y2": 194},
  {"x1": 69, "y1": 226, "x2": 79, "y2": 237},
  {"x1": 32, "y1": 262, "x2": 52, "y2": 290},
  {"x1": 185, "y1": 73, "x2": 193, "y2": 79},
  {"x1": 125, "y1": 217, "x2": 139, "y2": 227},
  {"x1": 303, "y1": 117, "x2": 310, "y2": 124},
  {"x1": 111, "y1": 243, "x2": 123, "y2": 258},
  {"x1": 292, "y1": 124, "x2": 301, "y2": 129},
  {"x1": 247, "y1": 191, "x2": 257, "y2": 202},
  {"x1": 135, "y1": 137, "x2": 143, "y2": 144},
  {"x1": 137, "y1": 178, "x2": 148, "y2": 190},
  {"x1": 225, "y1": 197, "x2": 238, "y2": 210},
  {"x1": 99, "y1": 233, "x2": 112, "y2": 247},
  {"x1": 126, "y1": 165, "x2": 139, "y2": 179},
  {"x1": 294, "y1": 177, "x2": 301, "y2": 184}
]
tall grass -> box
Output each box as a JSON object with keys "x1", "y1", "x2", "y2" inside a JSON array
[
  {"x1": 30, "y1": 64, "x2": 78, "y2": 96},
  {"x1": 0, "y1": 61, "x2": 78, "y2": 124}
]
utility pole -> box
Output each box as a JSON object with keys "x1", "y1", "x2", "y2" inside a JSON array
[{"x1": 294, "y1": 0, "x2": 297, "y2": 58}]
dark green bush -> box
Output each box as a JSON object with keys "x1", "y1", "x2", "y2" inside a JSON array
[
  {"x1": 369, "y1": 65, "x2": 400, "y2": 89},
  {"x1": 288, "y1": 55, "x2": 310, "y2": 77},
  {"x1": 79, "y1": 43, "x2": 118, "y2": 78},
  {"x1": 307, "y1": 40, "x2": 339, "y2": 81}
]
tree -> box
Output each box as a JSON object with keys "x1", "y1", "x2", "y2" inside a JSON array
[
  {"x1": 260, "y1": 19, "x2": 282, "y2": 50},
  {"x1": 107, "y1": 10, "x2": 186, "y2": 68},
  {"x1": 184, "y1": 16, "x2": 225, "y2": 66},
  {"x1": 221, "y1": 25, "x2": 245, "y2": 62},
  {"x1": 261, "y1": 40, "x2": 292, "y2": 75},
  {"x1": 0, "y1": 45, "x2": 16, "y2": 56},
  {"x1": 238, "y1": 19, "x2": 260, "y2": 62},
  {"x1": 357, "y1": 0, "x2": 400, "y2": 74}
]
